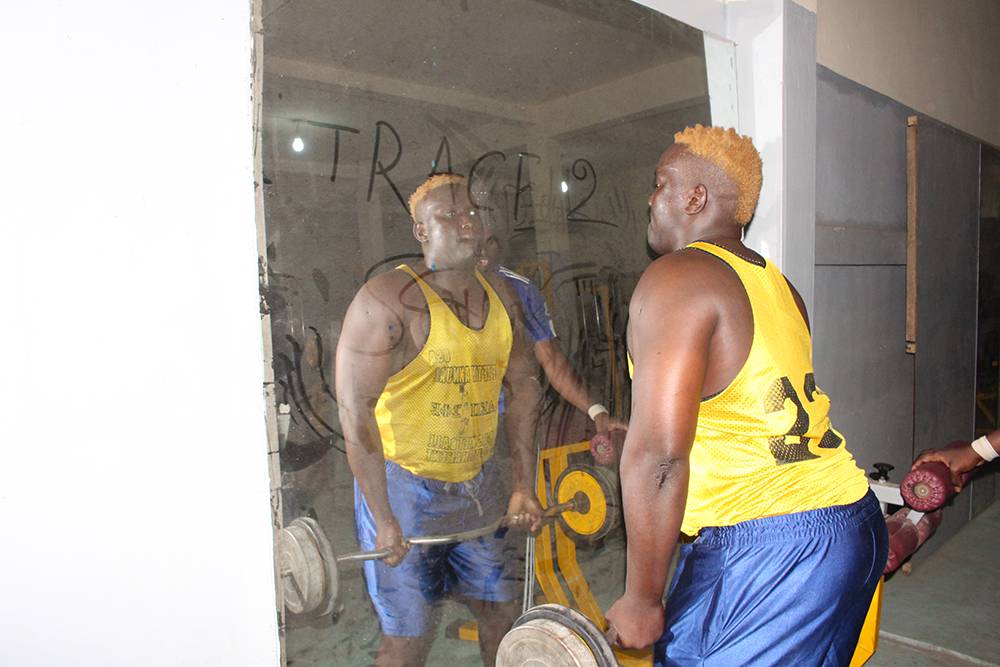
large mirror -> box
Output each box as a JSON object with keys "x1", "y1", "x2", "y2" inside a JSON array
[{"x1": 257, "y1": 1, "x2": 719, "y2": 664}]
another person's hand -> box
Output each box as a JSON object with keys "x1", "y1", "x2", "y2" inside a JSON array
[
  {"x1": 605, "y1": 593, "x2": 665, "y2": 650},
  {"x1": 911, "y1": 444, "x2": 982, "y2": 492},
  {"x1": 505, "y1": 489, "x2": 545, "y2": 533},
  {"x1": 594, "y1": 412, "x2": 629, "y2": 435},
  {"x1": 375, "y1": 516, "x2": 409, "y2": 566}
]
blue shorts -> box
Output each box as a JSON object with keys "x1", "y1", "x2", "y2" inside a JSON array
[
  {"x1": 354, "y1": 458, "x2": 520, "y2": 637},
  {"x1": 657, "y1": 491, "x2": 888, "y2": 667}
]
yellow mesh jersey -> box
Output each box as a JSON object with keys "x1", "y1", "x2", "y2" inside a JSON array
[
  {"x1": 375, "y1": 265, "x2": 512, "y2": 482},
  {"x1": 630, "y1": 242, "x2": 868, "y2": 535}
]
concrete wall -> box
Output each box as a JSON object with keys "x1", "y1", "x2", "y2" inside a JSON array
[
  {"x1": 813, "y1": 66, "x2": 992, "y2": 558},
  {"x1": 2, "y1": 2, "x2": 280, "y2": 665},
  {"x1": 910, "y1": 118, "x2": 980, "y2": 548},
  {"x1": 789, "y1": 0, "x2": 1000, "y2": 148},
  {"x1": 813, "y1": 67, "x2": 915, "y2": 479}
]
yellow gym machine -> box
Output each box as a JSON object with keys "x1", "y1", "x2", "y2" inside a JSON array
[{"x1": 529, "y1": 439, "x2": 650, "y2": 666}]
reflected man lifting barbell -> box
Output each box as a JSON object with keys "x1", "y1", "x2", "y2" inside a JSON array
[{"x1": 335, "y1": 174, "x2": 545, "y2": 667}]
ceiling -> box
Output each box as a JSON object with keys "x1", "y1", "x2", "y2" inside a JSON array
[{"x1": 261, "y1": 0, "x2": 704, "y2": 106}]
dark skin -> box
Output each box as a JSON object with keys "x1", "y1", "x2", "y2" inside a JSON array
[
  {"x1": 335, "y1": 183, "x2": 543, "y2": 667},
  {"x1": 479, "y1": 234, "x2": 629, "y2": 436},
  {"x1": 912, "y1": 429, "x2": 999, "y2": 491},
  {"x1": 605, "y1": 144, "x2": 809, "y2": 649}
]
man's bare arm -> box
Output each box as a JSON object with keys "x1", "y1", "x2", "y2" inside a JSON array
[
  {"x1": 606, "y1": 254, "x2": 717, "y2": 648},
  {"x1": 534, "y1": 339, "x2": 628, "y2": 433},
  {"x1": 335, "y1": 278, "x2": 408, "y2": 564},
  {"x1": 489, "y1": 277, "x2": 545, "y2": 528},
  {"x1": 912, "y1": 429, "x2": 1000, "y2": 491}
]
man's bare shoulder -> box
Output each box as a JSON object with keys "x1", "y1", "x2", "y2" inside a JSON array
[
  {"x1": 362, "y1": 266, "x2": 411, "y2": 295},
  {"x1": 353, "y1": 266, "x2": 425, "y2": 318},
  {"x1": 633, "y1": 247, "x2": 734, "y2": 306}
]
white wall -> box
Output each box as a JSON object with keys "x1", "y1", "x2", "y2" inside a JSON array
[
  {"x1": 1, "y1": 3, "x2": 280, "y2": 666},
  {"x1": 814, "y1": 0, "x2": 1000, "y2": 148}
]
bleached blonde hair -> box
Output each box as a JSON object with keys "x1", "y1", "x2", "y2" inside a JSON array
[
  {"x1": 408, "y1": 173, "x2": 466, "y2": 222},
  {"x1": 674, "y1": 124, "x2": 762, "y2": 225}
]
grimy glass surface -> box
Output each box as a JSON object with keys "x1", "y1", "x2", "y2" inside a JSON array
[{"x1": 258, "y1": 1, "x2": 711, "y2": 664}]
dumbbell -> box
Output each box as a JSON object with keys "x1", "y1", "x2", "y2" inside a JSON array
[
  {"x1": 277, "y1": 468, "x2": 618, "y2": 617},
  {"x1": 590, "y1": 433, "x2": 618, "y2": 466},
  {"x1": 899, "y1": 441, "x2": 970, "y2": 511}
]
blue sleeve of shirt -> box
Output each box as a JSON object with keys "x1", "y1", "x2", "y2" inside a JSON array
[{"x1": 502, "y1": 270, "x2": 556, "y2": 343}]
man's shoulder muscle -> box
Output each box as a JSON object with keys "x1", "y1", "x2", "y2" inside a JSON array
[
  {"x1": 633, "y1": 248, "x2": 732, "y2": 312},
  {"x1": 341, "y1": 270, "x2": 415, "y2": 351}
]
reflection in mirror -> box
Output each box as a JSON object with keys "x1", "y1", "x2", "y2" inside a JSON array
[{"x1": 258, "y1": 1, "x2": 713, "y2": 665}]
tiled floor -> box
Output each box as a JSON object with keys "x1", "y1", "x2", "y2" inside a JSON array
[{"x1": 869, "y1": 502, "x2": 1000, "y2": 666}]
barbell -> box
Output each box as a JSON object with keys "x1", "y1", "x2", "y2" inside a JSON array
[{"x1": 278, "y1": 463, "x2": 622, "y2": 617}]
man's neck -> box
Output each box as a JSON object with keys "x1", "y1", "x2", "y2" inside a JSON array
[{"x1": 417, "y1": 257, "x2": 479, "y2": 288}]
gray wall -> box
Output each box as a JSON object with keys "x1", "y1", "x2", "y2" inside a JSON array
[
  {"x1": 814, "y1": 67, "x2": 914, "y2": 477},
  {"x1": 813, "y1": 67, "x2": 987, "y2": 560},
  {"x1": 910, "y1": 119, "x2": 980, "y2": 547}
]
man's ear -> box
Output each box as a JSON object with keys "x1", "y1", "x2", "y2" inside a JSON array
[
  {"x1": 412, "y1": 221, "x2": 428, "y2": 244},
  {"x1": 684, "y1": 184, "x2": 708, "y2": 215}
]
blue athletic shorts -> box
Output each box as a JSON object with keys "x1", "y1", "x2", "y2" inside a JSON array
[
  {"x1": 354, "y1": 458, "x2": 521, "y2": 637},
  {"x1": 657, "y1": 490, "x2": 888, "y2": 666}
]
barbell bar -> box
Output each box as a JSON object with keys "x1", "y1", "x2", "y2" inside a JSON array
[{"x1": 278, "y1": 484, "x2": 605, "y2": 617}]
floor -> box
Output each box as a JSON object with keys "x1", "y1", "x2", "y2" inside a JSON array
[
  {"x1": 869, "y1": 501, "x2": 1000, "y2": 667},
  {"x1": 286, "y1": 501, "x2": 1000, "y2": 666}
]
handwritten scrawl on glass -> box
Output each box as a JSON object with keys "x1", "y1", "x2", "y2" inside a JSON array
[{"x1": 300, "y1": 117, "x2": 616, "y2": 228}]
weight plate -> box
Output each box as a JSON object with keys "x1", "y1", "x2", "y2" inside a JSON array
[
  {"x1": 497, "y1": 617, "x2": 598, "y2": 667},
  {"x1": 296, "y1": 516, "x2": 339, "y2": 616},
  {"x1": 498, "y1": 603, "x2": 618, "y2": 667},
  {"x1": 554, "y1": 465, "x2": 621, "y2": 543},
  {"x1": 278, "y1": 519, "x2": 326, "y2": 614}
]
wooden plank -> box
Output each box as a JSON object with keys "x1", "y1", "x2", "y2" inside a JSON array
[{"x1": 906, "y1": 116, "x2": 919, "y2": 354}]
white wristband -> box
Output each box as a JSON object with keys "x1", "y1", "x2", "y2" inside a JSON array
[
  {"x1": 587, "y1": 404, "x2": 609, "y2": 421},
  {"x1": 970, "y1": 436, "x2": 999, "y2": 462}
]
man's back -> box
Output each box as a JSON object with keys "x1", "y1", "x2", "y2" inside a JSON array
[{"x1": 678, "y1": 241, "x2": 868, "y2": 535}]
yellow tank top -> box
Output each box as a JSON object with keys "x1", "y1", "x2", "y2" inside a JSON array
[
  {"x1": 375, "y1": 265, "x2": 512, "y2": 482},
  {"x1": 630, "y1": 242, "x2": 868, "y2": 535}
]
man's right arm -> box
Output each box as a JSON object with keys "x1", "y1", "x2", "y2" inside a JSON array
[
  {"x1": 335, "y1": 279, "x2": 409, "y2": 564},
  {"x1": 534, "y1": 339, "x2": 628, "y2": 434},
  {"x1": 912, "y1": 429, "x2": 999, "y2": 491},
  {"x1": 605, "y1": 253, "x2": 718, "y2": 650}
]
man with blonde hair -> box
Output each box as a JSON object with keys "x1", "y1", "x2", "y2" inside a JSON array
[
  {"x1": 606, "y1": 126, "x2": 887, "y2": 666},
  {"x1": 336, "y1": 173, "x2": 543, "y2": 666}
]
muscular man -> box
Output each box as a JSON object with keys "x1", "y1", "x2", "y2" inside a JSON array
[
  {"x1": 912, "y1": 429, "x2": 999, "y2": 491},
  {"x1": 478, "y1": 230, "x2": 628, "y2": 437},
  {"x1": 606, "y1": 125, "x2": 888, "y2": 666},
  {"x1": 335, "y1": 174, "x2": 543, "y2": 666}
]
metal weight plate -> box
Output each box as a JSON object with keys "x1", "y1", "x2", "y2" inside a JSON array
[
  {"x1": 554, "y1": 465, "x2": 621, "y2": 543},
  {"x1": 299, "y1": 516, "x2": 339, "y2": 616},
  {"x1": 497, "y1": 604, "x2": 618, "y2": 667},
  {"x1": 277, "y1": 517, "x2": 338, "y2": 616},
  {"x1": 498, "y1": 617, "x2": 597, "y2": 666}
]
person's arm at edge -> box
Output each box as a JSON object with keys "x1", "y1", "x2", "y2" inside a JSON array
[
  {"x1": 912, "y1": 429, "x2": 1000, "y2": 491},
  {"x1": 534, "y1": 339, "x2": 628, "y2": 433},
  {"x1": 334, "y1": 279, "x2": 409, "y2": 565},
  {"x1": 606, "y1": 257, "x2": 716, "y2": 649}
]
